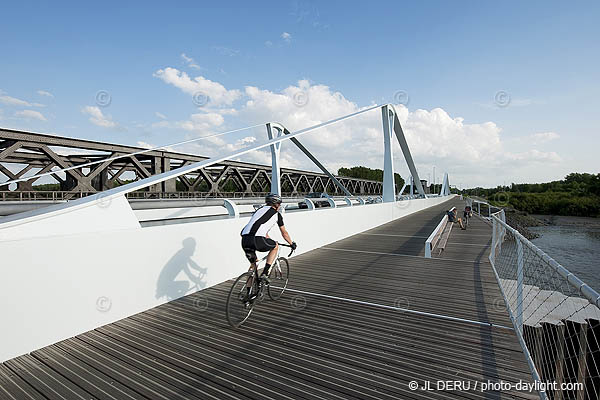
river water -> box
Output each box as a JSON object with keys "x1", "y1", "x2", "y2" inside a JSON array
[{"x1": 529, "y1": 219, "x2": 600, "y2": 293}]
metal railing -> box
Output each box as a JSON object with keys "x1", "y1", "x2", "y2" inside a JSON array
[{"x1": 490, "y1": 209, "x2": 600, "y2": 399}]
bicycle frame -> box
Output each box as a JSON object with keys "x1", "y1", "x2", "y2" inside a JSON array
[{"x1": 246, "y1": 243, "x2": 292, "y2": 299}]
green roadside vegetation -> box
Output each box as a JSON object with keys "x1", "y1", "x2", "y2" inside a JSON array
[
  {"x1": 337, "y1": 166, "x2": 405, "y2": 188},
  {"x1": 464, "y1": 173, "x2": 600, "y2": 217}
]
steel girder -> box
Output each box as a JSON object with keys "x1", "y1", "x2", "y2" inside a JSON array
[{"x1": 0, "y1": 128, "x2": 382, "y2": 198}]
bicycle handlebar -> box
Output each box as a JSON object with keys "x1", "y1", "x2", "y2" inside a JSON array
[{"x1": 278, "y1": 242, "x2": 296, "y2": 257}]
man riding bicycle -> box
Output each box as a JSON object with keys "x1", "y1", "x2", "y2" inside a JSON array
[
  {"x1": 464, "y1": 205, "x2": 472, "y2": 219},
  {"x1": 241, "y1": 193, "x2": 296, "y2": 285}
]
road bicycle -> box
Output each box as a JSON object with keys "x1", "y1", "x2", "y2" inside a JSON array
[
  {"x1": 461, "y1": 210, "x2": 471, "y2": 229},
  {"x1": 226, "y1": 243, "x2": 294, "y2": 328}
]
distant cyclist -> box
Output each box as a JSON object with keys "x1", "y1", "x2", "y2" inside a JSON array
[
  {"x1": 240, "y1": 194, "x2": 296, "y2": 285},
  {"x1": 464, "y1": 205, "x2": 472, "y2": 219},
  {"x1": 461, "y1": 205, "x2": 472, "y2": 229}
]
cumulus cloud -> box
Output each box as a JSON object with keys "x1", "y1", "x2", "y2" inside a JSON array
[
  {"x1": 153, "y1": 67, "x2": 242, "y2": 106},
  {"x1": 236, "y1": 81, "x2": 564, "y2": 185},
  {"x1": 281, "y1": 32, "x2": 292, "y2": 42},
  {"x1": 176, "y1": 112, "x2": 225, "y2": 131},
  {"x1": 15, "y1": 110, "x2": 47, "y2": 121},
  {"x1": 81, "y1": 106, "x2": 117, "y2": 128},
  {"x1": 37, "y1": 90, "x2": 54, "y2": 98},
  {"x1": 153, "y1": 72, "x2": 564, "y2": 186},
  {"x1": 155, "y1": 111, "x2": 167, "y2": 119}
]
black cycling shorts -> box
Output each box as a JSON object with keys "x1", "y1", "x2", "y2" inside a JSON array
[{"x1": 241, "y1": 235, "x2": 276, "y2": 262}]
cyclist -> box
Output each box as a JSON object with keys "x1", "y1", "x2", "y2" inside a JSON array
[
  {"x1": 460, "y1": 205, "x2": 472, "y2": 229},
  {"x1": 464, "y1": 205, "x2": 472, "y2": 220},
  {"x1": 241, "y1": 193, "x2": 296, "y2": 286}
]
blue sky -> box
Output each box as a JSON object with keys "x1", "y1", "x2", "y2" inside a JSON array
[{"x1": 1, "y1": 1, "x2": 599, "y2": 187}]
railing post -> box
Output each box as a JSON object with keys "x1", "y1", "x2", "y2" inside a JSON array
[
  {"x1": 381, "y1": 105, "x2": 396, "y2": 203},
  {"x1": 516, "y1": 238, "x2": 524, "y2": 332},
  {"x1": 223, "y1": 199, "x2": 239, "y2": 218},
  {"x1": 266, "y1": 123, "x2": 283, "y2": 196}
]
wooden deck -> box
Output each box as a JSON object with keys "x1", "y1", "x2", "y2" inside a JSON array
[{"x1": 0, "y1": 198, "x2": 539, "y2": 399}]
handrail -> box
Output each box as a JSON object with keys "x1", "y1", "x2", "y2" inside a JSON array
[
  {"x1": 0, "y1": 105, "x2": 381, "y2": 227},
  {"x1": 491, "y1": 213, "x2": 600, "y2": 308}
]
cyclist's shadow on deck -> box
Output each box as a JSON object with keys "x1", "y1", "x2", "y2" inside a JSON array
[{"x1": 155, "y1": 237, "x2": 208, "y2": 301}]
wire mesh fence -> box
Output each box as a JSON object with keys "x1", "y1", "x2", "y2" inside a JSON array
[{"x1": 490, "y1": 210, "x2": 600, "y2": 400}]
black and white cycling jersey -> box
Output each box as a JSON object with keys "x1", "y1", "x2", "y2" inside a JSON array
[{"x1": 241, "y1": 205, "x2": 284, "y2": 237}]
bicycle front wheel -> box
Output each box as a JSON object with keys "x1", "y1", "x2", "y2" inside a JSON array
[
  {"x1": 268, "y1": 257, "x2": 289, "y2": 300},
  {"x1": 226, "y1": 272, "x2": 255, "y2": 328}
]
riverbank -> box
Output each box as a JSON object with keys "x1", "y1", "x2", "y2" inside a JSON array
[
  {"x1": 502, "y1": 208, "x2": 546, "y2": 240},
  {"x1": 530, "y1": 214, "x2": 600, "y2": 227}
]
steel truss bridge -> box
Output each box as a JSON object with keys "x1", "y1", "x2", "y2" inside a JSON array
[{"x1": 0, "y1": 128, "x2": 382, "y2": 200}]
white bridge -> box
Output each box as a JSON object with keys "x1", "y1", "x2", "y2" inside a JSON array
[{"x1": 1, "y1": 105, "x2": 597, "y2": 400}]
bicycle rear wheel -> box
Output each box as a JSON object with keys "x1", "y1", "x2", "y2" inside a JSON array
[
  {"x1": 268, "y1": 257, "x2": 289, "y2": 300},
  {"x1": 226, "y1": 272, "x2": 255, "y2": 328}
]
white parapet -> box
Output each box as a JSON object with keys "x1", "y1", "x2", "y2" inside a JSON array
[{"x1": 0, "y1": 193, "x2": 454, "y2": 362}]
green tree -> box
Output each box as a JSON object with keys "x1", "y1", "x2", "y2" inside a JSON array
[{"x1": 337, "y1": 166, "x2": 404, "y2": 188}]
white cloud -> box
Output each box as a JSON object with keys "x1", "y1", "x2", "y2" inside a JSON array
[
  {"x1": 265, "y1": 40, "x2": 273, "y2": 47},
  {"x1": 81, "y1": 106, "x2": 117, "y2": 128},
  {"x1": 155, "y1": 111, "x2": 167, "y2": 119},
  {"x1": 281, "y1": 32, "x2": 292, "y2": 42},
  {"x1": 506, "y1": 149, "x2": 562, "y2": 163},
  {"x1": 37, "y1": 90, "x2": 54, "y2": 98},
  {"x1": 152, "y1": 72, "x2": 564, "y2": 187},
  {"x1": 176, "y1": 112, "x2": 225, "y2": 131},
  {"x1": 236, "y1": 80, "x2": 564, "y2": 186},
  {"x1": 154, "y1": 67, "x2": 242, "y2": 106},
  {"x1": 137, "y1": 141, "x2": 176, "y2": 152},
  {"x1": 531, "y1": 131, "x2": 559, "y2": 144},
  {"x1": 180, "y1": 53, "x2": 201, "y2": 70},
  {"x1": 0, "y1": 91, "x2": 44, "y2": 107},
  {"x1": 15, "y1": 110, "x2": 47, "y2": 121}
]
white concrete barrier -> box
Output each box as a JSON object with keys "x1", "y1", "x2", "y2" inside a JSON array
[{"x1": 0, "y1": 195, "x2": 454, "y2": 361}]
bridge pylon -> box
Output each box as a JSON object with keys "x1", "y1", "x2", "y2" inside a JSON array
[{"x1": 380, "y1": 105, "x2": 427, "y2": 201}]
